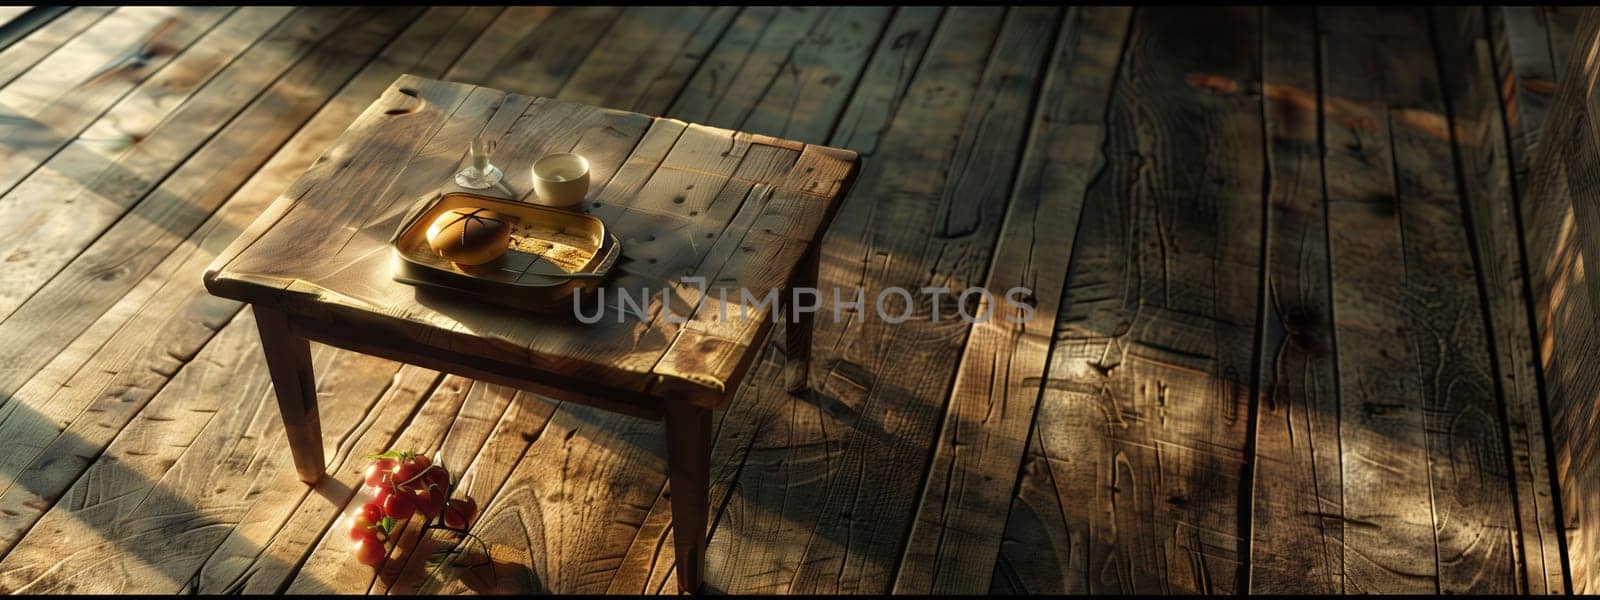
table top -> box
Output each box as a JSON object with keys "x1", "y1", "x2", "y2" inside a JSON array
[{"x1": 204, "y1": 75, "x2": 858, "y2": 408}]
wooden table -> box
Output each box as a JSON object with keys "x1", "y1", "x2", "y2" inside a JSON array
[{"x1": 202, "y1": 75, "x2": 858, "y2": 592}]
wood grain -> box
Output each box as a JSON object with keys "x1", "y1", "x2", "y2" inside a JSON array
[
  {"x1": 382, "y1": 385, "x2": 559, "y2": 595},
  {"x1": 1434, "y1": 5, "x2": 1566, "y2": 593},
  {"x1": 558, "y1": 6, "x2": 728, "y2": 115},
  {"x1": 1245, "y1": 6, "x2": 1343, "y2": 594},
  {"x1": 0, "y1": 7, "x2": 105, "y2": 89},
  {"x1": 0, "y1": 307, "x2": 398, "y2": 593},
  {"x1": 1323, "y1": 6, "x2": 1524, "y2": 593},
  {"x1": 828, "y1": 7, "x2": 943, "y2": 158},
  {"x1": 603, "y1": 7, "x2": 1019, "y2": 594},
  {"x1": 195, "y1": 365, "x2": 443, "y2": 594},
  {"x1": 0, "y1": 6, "x2": 1567, "y2": 594},
  {"x1": 0, "y1": 5, "x2": 311, "y2": 321},
  {"x1": 0, "y1": 4, "x2": 449, "y2": 572},
  {"x1": 482, "y1": 6, "x2": 624, "y2": 98},
  {"x1": 735, "y1": 7, "x2": 893, "y2": 144},
  {"x1": 1498, "y1": 7, "x2": 1560, "y2": 184},
  {"x1": 997, "y1": 7, "x2": 1264, "y2": 594},
  {"x1": 894, "y1": 7, "x2": 1130, "y2": 594},
  {"x1": 0, "y1": 5, "x2": 421, "y2": 389},
  {"x1": 668, "y1": 7, "x2": 823, "y2": 127},
  {"x1": 441, "y1": 6, "x2": 556, "y2": 85},
  {"x1": 1321, "y1": 8, "x2": 1439, "y2": 593},
  {"x1": 0, "y1": 6, "x2": 233, "y2": 200},
  {"x1": 0, "y1": 3, "x2": 317, "y2": 481},
  {"x1": 1518, "y1": 6, "x2": 1600, "y2": 594},
  {"x1": 281, "y1": 375, "x2": 499, "y2": 594}
]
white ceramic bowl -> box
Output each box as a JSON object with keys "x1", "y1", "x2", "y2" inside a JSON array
[{"x1": 531, "y1": 153, "x2": 590, "y2": 207}]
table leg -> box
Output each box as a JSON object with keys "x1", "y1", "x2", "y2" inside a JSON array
[
  {"x1": 664, "y1": 401, "x2": 712, "y2": 593},
  {"x1": 785, "y1": 246, "x2": 819, "y2": 395},
  {"x1": 254, "y1": 305, "x2": 325, "y2": 484}
]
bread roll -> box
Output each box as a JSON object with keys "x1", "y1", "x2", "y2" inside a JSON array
[{"x1": 426, "y1": 207, "x2": 512, "y2": 265}]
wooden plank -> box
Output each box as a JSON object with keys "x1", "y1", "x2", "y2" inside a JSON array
[
  {"x1": 0, "y1": 6, "x2": 38, "y2": 34},
  {"x1": 0, "y1": 4, "x2": 488, "y2": 591},
  {"x1": 646, "y1": 143, "x2": 854, "y2": 408},
  {"x1": 401, "y1": 399, "x2": 675, "y2": 594},
  {"x1": 829, "y1": 7, "x2": 943, "y2": 157},
  {"x1": 0, "y1": 6, "x2": 233, "y2": 199},
  {"x1": 0, "y1": 7, "x2": 65, "y2": 56},
  {"x1": 668, "y1": 7, "x2": 828, "y2": 127},
  {"x1": 780, "y1": 15, "x2": 1057, "y2": 594},
  {"x1": 0, "y1": 7, "x2": 112, "y2": 90},
  {"x1": 1323, "y1": 6, "x2": 1523, "y2": 593},
  {"x1": 1321, "y1": 9, "x2": 1437, "y2": 592},
  {"x1": 0, "y1": 308, "x2": 400, "y2": 593},
  {"x1": 894, "y1": 7, "x2": 1129, "y2": 594},
  {"x1": 0, "y1": 4, "x2": 467, "y2": 497},
  {"x1": 0, "y1": 5, "x2": 421, "y2": 433},
  {"x1": 1545, "y1": 6, "x2": 1585, "y2": 75},
  {"x1": 0, "y1": 5, "x2": 311, "y2": 319},
  {"x1": 1388, "y1": 13, "x2": 1522, "y2": 590},
  {"x1": 382, "y1": 387, "x2": 560, "y2": 594},
  {"x1": 666, "y1": 5, "x2": 895, "y2": 145},
  {"x1": 1005, "y1": 7, "x2": 1263, "y2": 594},
  {"x1": 0, "y1": 4, "x2": 488, "y2": 495},
  {"x1": 1518, "y1": 8, "x2": 1600, "y2": 593},
  {"x1": 281, "y1": 375, "x2": 506, "y2": 594},
  {"x1": 1244, "y1": 5, "x2": 1343, "y2": 595},
  {"x1": 196, "y1": 365, "x2": 444, "y2": 593},
  {"x1": 1433, "y1": 5, "x2": 1566, "y2": 594},
  {"x1": 482, "y1": 6, "x2": 624, "y2": 98},
  {"x1": 628, "y1": 7, "x2": 741, "y2": 117},
  {"x1": 736, "y1": 7, "x2": 893, "y2": 144},
  {"x1": 604, "y1": 7, "x2": 1014, "y2": 594},
  {"x1": 1498, "y1": 7, "x2": 1560, "y2": 182},
  {"x1": 559, "y1": 7, "x2": 732, "y2": 115},
  {"x1": 1320, "y1": 9, "x2": 1438, "y2": 593},
  {"x1": 0, "y1": 6, "x2": 428, "y2": 562},
  {"x1": 441, "y1": 6, "x2": 556, "y2": 85},
  {"x1": 412, "y1": 6, "x2": 503, "y2": 82}
]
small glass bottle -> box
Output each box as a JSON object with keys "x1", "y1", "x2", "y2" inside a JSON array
[{"x1": 455, "y1": 136, "x2": 503, "y2": 189}]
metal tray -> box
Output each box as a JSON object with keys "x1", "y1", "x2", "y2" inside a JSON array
[{"x1": 390, "y1": 190, "x2": 620, "y2": 312}]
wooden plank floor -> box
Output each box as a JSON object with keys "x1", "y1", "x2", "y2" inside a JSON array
[{"x1": 0, "y1": 6, "x2": 1580, "y2": 594}]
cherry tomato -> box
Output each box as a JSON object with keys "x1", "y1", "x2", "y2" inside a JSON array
[
  {"x1": 353, "y1": 531, "x2": 387, "y2": 567},
  {"x1": 394, "y1": 462, "x2": 423, "y2": 487},
  {"x1": 443, "y1": 497, "x2": 477, "y2": 530},
  {"x1": 350, "y1": 512, "x2": 377, "y2": 540},
  {"x1": 361, "y1": 501, "x2": 384, "y2": 523},
  {"x1": 411, "y1": 455, "x2": 432, "y2": 470},
  {"x1": 383, "y1": 488, "x2": 417, "y2": 520},
  {"x1": 415, "y1": 486, "x2": 446, "y2": 520},
  {"x1": 363, "y1": 458, "x2": 396, "y2": 488},
  {"x1": 423, "y1": 467, "x2": 450, "y2": 492},
  {"x1": 349, "y1": 501, "x2": 385, "y2": 540}
]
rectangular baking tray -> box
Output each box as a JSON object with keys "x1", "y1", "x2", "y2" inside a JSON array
[{"x1": 390, "y1": 190, "x2": 620, "y2": 312}]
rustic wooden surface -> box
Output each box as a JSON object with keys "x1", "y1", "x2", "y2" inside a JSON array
[
  {"x1": 204, "y1": 75, "x2": 857, "y2": 410},
  {"x1": 1517, "y1": 5, "x2": 1600, "y2": 596},
  {"x1": 0, "y1": 5, "x2": 1588, "y2": 595}
]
